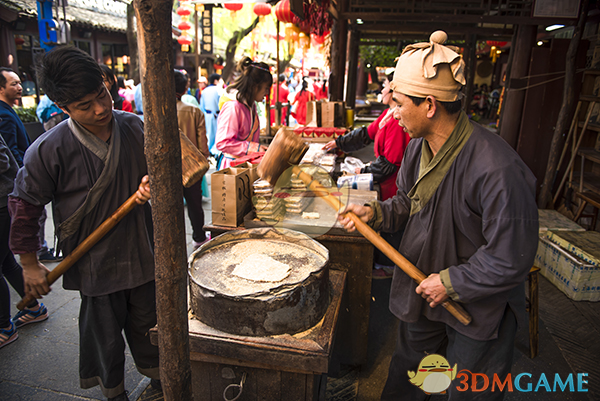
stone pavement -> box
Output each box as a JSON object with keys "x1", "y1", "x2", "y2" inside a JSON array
[
  {"x1": 2, "y1": 158, "x2": 600, "y2": 401},
  {"x1": 0, "y1": 170, "x2": 213, "y2": 401}
]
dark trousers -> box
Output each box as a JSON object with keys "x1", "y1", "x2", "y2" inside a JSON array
[
  {"x1": 183, "y1": 179, "x2": 206, "y2": 243},
  {"x1": 0, "y1": 206, "x2": 34, "y2": 328},
  {"x1": 382, "y1": 307, "x2": 517, "y2": 401},
  {"x1": 79, "y1": 280, "x2": 160, "y2": 398}
]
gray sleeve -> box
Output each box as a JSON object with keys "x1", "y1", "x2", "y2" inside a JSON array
[
  {"x1": 0, "y1": 136, "x2": 11, "y2": 174},
  {"x1": 445, "y1": 163, "x2": 539, "y2": 303},
  {"x1": 10, "y1": 140, "x2": 55, "y2": 207}
]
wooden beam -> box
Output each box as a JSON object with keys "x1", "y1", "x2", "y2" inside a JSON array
[
  {"x1": 134, "y1": 0, "x2": 193, "y2": 399},
  {"x1": 358, "y1": 40, "x2": 399, "y2": 46},
  {"x1": 342, "y1": 12, "x2": 576, "y2": 26},
  {"x1": 328, "y1": 1, "x2": 339, "y2": 20},
  {"x1": 356, "y1": 24, "x2": 515, "y2": 37}
]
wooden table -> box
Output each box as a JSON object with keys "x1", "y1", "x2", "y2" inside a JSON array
[
  {"x1": 204, "y1": 220, "x2": 374, "y2": 367},
  {"x1": 152, "y1": 270, "x2": 346, "y2": 401}
]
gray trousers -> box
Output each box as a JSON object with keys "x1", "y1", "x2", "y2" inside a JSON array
[
  {"x1": 381, "y1": 307, "x2": 517, "y2": 401},
  {"x1": 79, "y1": 280, "x2": 160, "y2": 398}
]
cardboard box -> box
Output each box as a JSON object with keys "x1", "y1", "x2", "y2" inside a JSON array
[
  {"x1": 306, "y1": 101, "x2": 321, "y2": 127},
  {"x1": 538, "y1": 209, "x2": 585, "y2": 233},
  {"x1": 535, "y1": 231, "x2": 600, "y2": 301},
  {"x1": 211, "y1": 167, "x2": 252, "y2": 227},
  {"x1": 321, "y1": 101, "x2": 345, "y2": 127}
]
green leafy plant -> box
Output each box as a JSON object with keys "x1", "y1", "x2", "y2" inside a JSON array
[{"x1": 14, "y1": 107, "x2": 39, "y2": 123}]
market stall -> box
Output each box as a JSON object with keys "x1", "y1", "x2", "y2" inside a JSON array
[{"x1": 205, "y1": 127, "x2": 377, "y2": 367}]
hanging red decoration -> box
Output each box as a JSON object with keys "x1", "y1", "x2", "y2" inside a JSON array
[
  {"x1": 311, "y1": 33, "x2": 326, "y2": 45},
  {"x1": 486, "y1": 41, "x2": 507, "y2": 48},
  {"x1": 177, "y1": 21, "x2": 192, "y2": 31},
  {"x1": 293, "y1": 0, "x2": 332, "y2": 37},
  {"x1": 275, "y1": 0, "x2": 294, "y2": 23},
  {"x1": 178, "y1": 35, "x2": 192, "y2": 46},
  {"x1": 176, "y1": 6, "x2": 191, "y2": 16},
  {"x1": 224, "y1": 3, "x2": 243, "y2": 12},
  {"x1": 14, "y1": 37, "x2": 25, "y2": 45},
  {"x1": 253, "y1": 3, "x2": 272, "y2": 16}
]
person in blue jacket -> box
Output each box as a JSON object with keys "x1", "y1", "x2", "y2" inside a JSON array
[{"x1": 0, "y1": 68, "x2": 59, "y2": 263}]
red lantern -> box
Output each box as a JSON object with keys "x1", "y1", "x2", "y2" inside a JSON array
[
  {"x1": 224, "y1": 3, "x2": 243, "y2": 11},
  {"x1": 178, "y1": 35, "x2": 192, "y2": 46},
  {"x1": 178, "y1": 21, "x2": 192, "y2": 31},
  {"x1": 176, "y1": 6, "x2": 191, "y2": 16},
  {"x1": 253, "y1": 3, "x2": 272, "y2": 16},
  {"x1": 14, "y1": 37, "x2": 25, "y2": 45},
  {"x1": 275, "y1": 0, "x2": 294, "y2": 23}
]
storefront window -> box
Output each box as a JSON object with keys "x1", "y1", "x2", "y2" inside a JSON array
[
  {"x1": 102, "y1": 43, "x2": 130, "y2": 78},
  {"x1": 75, "y1": 40, "x2": 91, "y2": 55},
  {"x1": 13, "y1": 34, "x2": 41, "y2": 104}
]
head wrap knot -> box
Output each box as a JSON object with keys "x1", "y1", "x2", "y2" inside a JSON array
[{"x1": 391, "y1": 31, "x2": 466, "y2": 101}]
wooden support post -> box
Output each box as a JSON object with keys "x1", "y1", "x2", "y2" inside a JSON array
[
  {"x1": 464, "y1": 34, "x2": 477, "y2": 111},
  {"x1": 276, "y1": 20, "x2": 281, "y2": 126},
  {"x1": 345, "y1": 27, "x2": 359, "y2": 108},
  {"x1": 330, "y1": 0, "x2": 348, "y2": 101},
  {"x1": 194, "y1": 5, "x2": 200, "y2": 82},
  {"x1": 528, "y1": 267, "x2": 539, "y2": 359},
  {"x1": 498, "y1": 24, "x2": 537, "y2": 149},
  {"x1": 134, "y1": 1, "x2": 193, "y2": 400}
]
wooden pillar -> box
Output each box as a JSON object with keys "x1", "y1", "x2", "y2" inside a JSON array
[
  {"x1": 464, "y1": 34, "x2": 477, "y2": 111},
  {"x1": 134, "y1": 1, "x2": 193, "y2": 400},
  {"x1": 194, "y1": 5, "x2": 200, "y2": 82},
  {"x1": 498, "y1": 25, "x2": 537, "y2": 148},
  {"x1": 345, "y1": 27, "x2": 359, "y2": 108},
  {"x1": 330, "y1": 0, "x2": 348, "y2": 101}
]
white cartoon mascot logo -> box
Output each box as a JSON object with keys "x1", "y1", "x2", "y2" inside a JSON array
[{"x1": 408, "y1": 354, "x2": 457, "y2": 395}]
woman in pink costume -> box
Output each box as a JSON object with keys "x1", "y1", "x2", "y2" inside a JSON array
[{"x1": 215, "y1": 57, "x2": 272, "y2": 169}]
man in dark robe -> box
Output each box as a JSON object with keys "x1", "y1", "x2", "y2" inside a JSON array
[
  {"x1": 338, "y1": 31, "x2": 539, "y2": 400},
  {"x1": 8, "y1": 46, "x2": 158, "y2": 401}
]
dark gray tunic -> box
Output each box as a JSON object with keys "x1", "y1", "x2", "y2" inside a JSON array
[
  {"x1": 379, "y1": 123, "x2": 538, "y2": 341},
  {"x1": 11, "y1": 111, "x2": 154, "y2": 297}
]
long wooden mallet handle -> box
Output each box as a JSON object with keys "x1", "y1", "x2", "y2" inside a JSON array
[
  {"x1": 293, "y1": 166, "x2": 472, "y2": 326},
  {"x1": 17, "y1": 194, "x2": 139, "y2": 310}
]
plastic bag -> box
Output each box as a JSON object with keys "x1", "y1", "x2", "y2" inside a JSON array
[{"x1": 340, "y1": 157, "x2": 365, "y2": 175}]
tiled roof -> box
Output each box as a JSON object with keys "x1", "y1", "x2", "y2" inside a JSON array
[{"x1": 0, "y1": 0, "x2": 128, "y2": 32}]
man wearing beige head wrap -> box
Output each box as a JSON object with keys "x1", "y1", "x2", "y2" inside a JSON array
[{"x1": 338, "y1": 31, "x2": 538, "y2": 400}]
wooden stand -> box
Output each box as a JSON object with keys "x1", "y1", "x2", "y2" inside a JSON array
[
  {"x1": 206, "y1": 223, "x2": 373, "y2": 366},
  {"x1": 151, "y1": 270, "x2": 346, "y2": 401}
]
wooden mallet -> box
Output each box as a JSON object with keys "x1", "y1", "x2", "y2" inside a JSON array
[
  {"x1": 17, "y1": 131, "x2": 208, "y2": 310},
  {"x1": 258, "y1": 128, "x2": 472, "y2": 326}
]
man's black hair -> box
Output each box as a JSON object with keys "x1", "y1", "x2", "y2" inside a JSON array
[
  {"x1": 208, "y1": 73, "x2": 221, "y2": 85},
  {"x1": 0, "y1": 67, "x2": 15, "y2": 88},
  {"x1": 174, "y1": 70, "x2": 189, "y2": 95},
  {"x1": 36, "y1": 46, "x2": 104, "y2": 107},
  {"x1": 407, "y1": 94, "x2": 462, "y2": 115}
]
